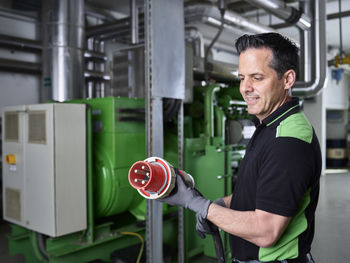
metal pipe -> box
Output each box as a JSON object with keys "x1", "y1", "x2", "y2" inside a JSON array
[
  {"x1": 185, "y1": 27, "x2": 205, "y2": 58},
  {"x1": 0, "y1": 6, "x2": 38, "y2": 22},
  {"x1": 130, "y1": 0, "x2": 139, "y2": 44},
  {"x1": 293, "y1": 0, "x2": 326, "y2": 97},
  {"x1": 299, "y1": 0, "x2": 312, "y2": 83},
  {"x1": 0, "y1": 58, "x2": 41, "y2": 74},
  {"x1": 86, "y1": 13, "x2": 145, "y2": 40},
  {"x1": 0, "y1": 34, "x2": 106, "y2": 63},
  {"x1": 84, "y1": 70, "x2": 110, "y2": 81},
  {"x1": 0, "y1": 34, "x2": 41, "y2": 52},
  {"x1": 41, "y1": 0, "x2": 85, "y2": 102},
  {"x1": 245, "y1": 0, "x2": 311, "y2": 30},
  {"x1": 84, "y1": 50, "x2": 107, "y2": 62},
  {"x1": 204, "y1": 85, "x2": 220, "y2": 140},
  {"x1": 86, "y1": 18, "x2": 130, "y2": 38},
  {"x1": 0, "y1": 57, "x2": 110, "y2": 80},
  {"x1": 185, "y1": 3, "x2": 276, "y2": 34},
  {"x1": 327, "y1": 10, "x2": 350, "y2": 20},
  {"x1": 214, "y1": 105, "x2": 226, "y2": 141}
]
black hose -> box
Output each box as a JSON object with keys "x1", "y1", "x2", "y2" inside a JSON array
[
  {"x1": 37, "y1": 233, "x2": 49, "y2": 259},
  {"x1": 207, "y1": 1, "x2": 227, "y2": 261},
  {"x1": 212, "y1": 228, "x2": 226, "y2": 263},
  {"x1": 204, "y1": 4, "x2": 226, "y2": 82}
]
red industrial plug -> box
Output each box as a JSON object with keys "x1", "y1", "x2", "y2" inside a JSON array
[{"x1": 128, "y1": 157, "x2": 194, "y2": 199}]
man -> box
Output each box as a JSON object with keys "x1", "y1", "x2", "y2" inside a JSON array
[{"x1": 161, "y1": 32, "x2": 321, "y2": 263}]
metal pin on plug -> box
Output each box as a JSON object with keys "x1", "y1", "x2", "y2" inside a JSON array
[
  {"x1": 141, "y1": 166, "x2": 150, "y2": 174},
  {"x1": 134, "y1": 169, "x2": 150, "y2": 176},
  {"x1": 134, "y1": 178, "x2": 149, "y2": 184}
]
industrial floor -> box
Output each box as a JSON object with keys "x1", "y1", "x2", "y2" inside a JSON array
[{"x1": 0, "y1": 172, "x2": 349, "y2": 263}]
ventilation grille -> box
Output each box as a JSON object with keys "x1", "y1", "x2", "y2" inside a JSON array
[
  {"x1": 5, "y1": 112, "x2": 19, "y2": 142},
  {"x1": 5, "y1": 188, "x2": 21, "y2": 222},
  {"x1": 28, "y1": 111, "x2": 46, "y2": 144}
]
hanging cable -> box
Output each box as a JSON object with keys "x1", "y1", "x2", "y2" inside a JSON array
[
  {"x1": 204, "y1": 0, "x2": 226, "y2": 82},
  {"x1": 338, "y1": 0, "x2": 343, "y2": 64},
  {"x1": 119, "y1": 232, "x2": 144, "y2": 263}
]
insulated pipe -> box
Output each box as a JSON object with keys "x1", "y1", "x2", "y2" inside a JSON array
[
  {"x1": 298, "y1": 0, "x2": 312, "y2": 83},
  {"x1": 245, "y1": 0, "x2": 311, "y2": 30},
  {"x1": 41, "y1": 0, "x2": 85, "y2": 102},
  {"x1": 185, "y1": 3, "x2": 275, "y2": 34},
  {"x1": 293, "y1": 0, "x2": 326, "y2": 97},
  {"x1": 130, "y1": 0, "x2": 139, "y2": 44},
  {"x1": 185, "y1": 27, "x2": 205, "y2": 58}
]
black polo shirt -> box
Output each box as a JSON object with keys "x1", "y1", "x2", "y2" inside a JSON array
[{"x1": 229, "y1": 97, "x2": 322, "y2": 262}]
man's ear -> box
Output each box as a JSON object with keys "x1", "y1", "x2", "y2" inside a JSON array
[{"x1": 283, "y1": 69, "x2": 296, "y2": 91}]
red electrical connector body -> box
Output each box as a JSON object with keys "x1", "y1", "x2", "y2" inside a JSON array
[{"x1": 128, "y1": 157, "x2": 194, "y2": 199}]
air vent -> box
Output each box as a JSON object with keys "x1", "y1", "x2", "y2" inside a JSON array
[
  {"x1": 28, "y1": 111, "x2": 46, "y2": 144},
  {"x1": 5, "y1": 187, "x2": 21, "y2": 222},
  {"x1": 5, "y1": 112, "x2": 19, "y2": 142}
]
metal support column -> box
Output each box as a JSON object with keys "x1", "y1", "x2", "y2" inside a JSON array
[
  {"x1": 145, "y1": 1, "x2": 163, "y2": 262},
  {"x1": 177, "y1": 102, "x2": 185, "y2": 263},
  {"x1": 144, "y1": 0, "x2": 185, "y2": 262}
]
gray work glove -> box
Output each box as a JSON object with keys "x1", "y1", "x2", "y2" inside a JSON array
[
  {"x1": 196, "y1": 198, "x2": 225, "y2": 239},
  {"x1": 159, "y1": 173, "x2": 211, "y2": 219}
]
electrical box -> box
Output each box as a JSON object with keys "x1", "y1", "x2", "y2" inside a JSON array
[{"x1": 2, "y1": 103, "x2": 86, "y2": 237}]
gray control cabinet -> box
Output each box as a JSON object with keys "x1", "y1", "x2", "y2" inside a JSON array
[{"x1": 2, "y1": 103, "x2": 86, "y2": 237}]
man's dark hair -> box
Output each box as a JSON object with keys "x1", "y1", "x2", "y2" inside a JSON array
[{"x1": 235, "y1": 32, "x2": 299, "y2": 79}]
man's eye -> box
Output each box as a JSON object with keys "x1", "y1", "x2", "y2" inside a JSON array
[{"x1": 254, "y1": 77, "x2": 262, "y2": 81}]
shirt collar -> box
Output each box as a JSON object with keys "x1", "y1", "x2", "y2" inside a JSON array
[{"x1": 252, "y1": 97, "x2": 300, "y2": 128}]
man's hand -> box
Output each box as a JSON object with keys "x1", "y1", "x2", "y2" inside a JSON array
[
  {"x1": 196, "y1": 198, "x2": 225, "y2": 238},
  {"x1": 159, "y1": 173, "x2": 211, "y2": 219}
]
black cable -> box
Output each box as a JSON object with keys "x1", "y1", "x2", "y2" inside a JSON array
[
  {"x1": 206, "y1": 3, "x2": 227, "y2": 260},
  {"x1": 212, "y1": 228, "x2": 226, "y2": 263},
  {"x1": 37, "y1": 233, "x2": 49, "y2": 259},
  {"x1": 204, "y1": 4, "x2": 226, "y2": 82},
  {"x1": 201, "y1": 214, "x2": 226, "y2": 263},
  {"x1": 338, "y1": 0, "x2": 343, "y2": 63}
]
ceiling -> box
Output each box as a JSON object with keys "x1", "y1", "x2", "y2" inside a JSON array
[{"x1": 2, "y1": 0, "x2": 350, "y2": 53}]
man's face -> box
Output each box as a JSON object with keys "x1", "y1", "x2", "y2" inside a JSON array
[{"x1": 238, "y1": 48, "x2": 290, "y2": 122}]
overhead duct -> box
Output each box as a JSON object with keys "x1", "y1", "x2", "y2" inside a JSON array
[
  {"x1": 292, "y1": 0, "x2": 326, "y2": 97},
  {"x1": 41, "y1": 0, "x2": 85, "y2": 102},
  {"x1": 245, "y1": 0, "x2": 311, "y2": 30},
  {"x1": 185, "y1": 3, "x2": 275, "y2": 34}
]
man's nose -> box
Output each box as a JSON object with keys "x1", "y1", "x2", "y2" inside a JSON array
[{"x1": 240, "y1": 79, "x2": 253, "y2": 92}]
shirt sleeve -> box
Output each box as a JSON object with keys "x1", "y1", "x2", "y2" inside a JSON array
[{"x1": 255, "y1": 137, "x2": 315, "y2": 217}]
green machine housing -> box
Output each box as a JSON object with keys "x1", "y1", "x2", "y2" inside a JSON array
[{"x1": 6, "y1": 83, "x2": 250, "y2": 262}]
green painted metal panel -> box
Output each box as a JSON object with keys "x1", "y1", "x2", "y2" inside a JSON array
[
  {"x1": 183, "y1": 138, "x2": 232, "y2": 260},
  {"x1": 72, "y1": 97, "x2": 147, "y2": 219}
]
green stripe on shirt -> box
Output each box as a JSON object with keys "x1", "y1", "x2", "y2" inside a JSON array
[
  {"x1": 276, "y1": 112, "x2": 313, "y2": 144},
  {"x1": 258, "y1": 189, "x2": 311, "y2": 261}
]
